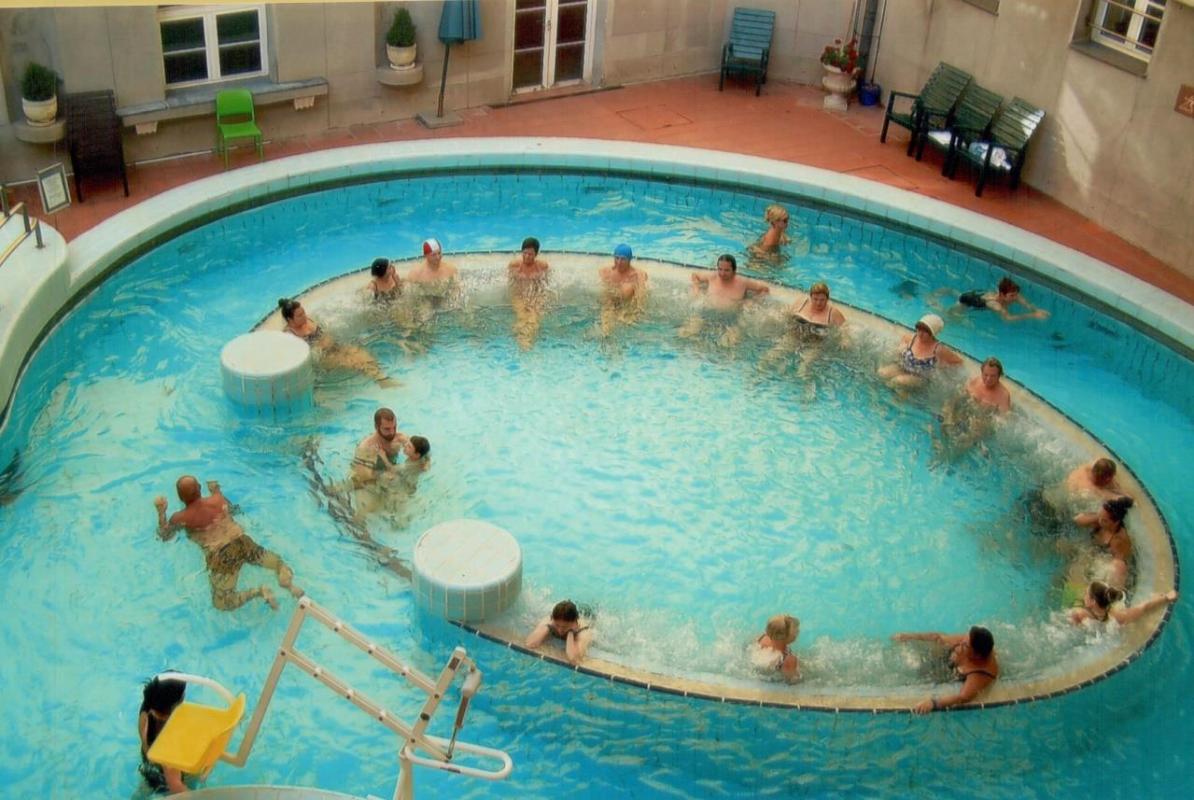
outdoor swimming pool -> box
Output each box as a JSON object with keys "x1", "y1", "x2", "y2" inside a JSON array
[{"x1": 0, "y1": 150, "x2": 1189, "y2": 798}]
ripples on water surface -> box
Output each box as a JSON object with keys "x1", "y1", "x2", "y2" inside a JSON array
[{"x1": 0, "y1": 173, "x2": 1190, "y2": 798}]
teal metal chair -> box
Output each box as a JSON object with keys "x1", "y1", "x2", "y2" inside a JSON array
[
  {"x1": 718, "y1": 8, "x2": 776, "y2": 96},
  {"x1": 946, "y1": 97, "x2": 1046, "y2": 196},
  {"x1": 918, "y1": 82, "x2": 1003, "y2": 167},
  {"x1": 215, "y1": 89, "x2": 263, "y2": 169},
  {"x1": 880, "y1": 62, "x2": 971, "y2": 156}
]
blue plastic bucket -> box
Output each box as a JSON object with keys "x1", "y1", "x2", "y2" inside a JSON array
[{"x1": 859, "y1": 82, "x2": 881, "y2": 106}]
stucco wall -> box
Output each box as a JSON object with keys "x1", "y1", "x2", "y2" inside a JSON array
[{"x1": 873, "y1": 0, "x2": 1194, "y2": 277}]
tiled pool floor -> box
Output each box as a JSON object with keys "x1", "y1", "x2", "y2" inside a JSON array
[{"x1": 9, "y1": 75, "x2": 1192, "y2": 305}]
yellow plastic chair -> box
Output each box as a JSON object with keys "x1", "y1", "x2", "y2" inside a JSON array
[
  {"x1": 147, "y1": 693, "x2": 246, "y2": 777},
  {"x1": 215, "y1": 89, "x2": 263, "y2": 169}
]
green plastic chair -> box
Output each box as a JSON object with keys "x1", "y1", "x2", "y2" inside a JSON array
[
  {"x1": 215, "y1": 89, "x2": 263, "y2": 169},
  {"x1": 918, "y1": 82, "x2": 1003, "y2": 166},
  {"x1": 946, "y1": 97, "x2": 1046, "y2": 196},
  {"x1": 880, "y1": 62, "x2": 971, "y2": 156},
  {"x1": 718, "y1": 8, "x2": 776, "y2": 97}
]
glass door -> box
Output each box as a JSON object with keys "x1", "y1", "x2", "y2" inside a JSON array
[{"x1": 513, "y1": 0, "x2": 589, "y2": 92}]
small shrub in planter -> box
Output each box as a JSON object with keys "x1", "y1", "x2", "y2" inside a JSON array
[
  {"x1": 21, "y1": 62, "x2": 57, "y2": 101},
  {"x1": 387, "y1": 8, "x2": 416, "y2": 48}
]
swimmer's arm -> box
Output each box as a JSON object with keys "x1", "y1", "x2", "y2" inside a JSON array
[
  {"x1": 1073, "y1": 512, "x2": 1099, "y2": 528},
  {"x1": 690, "y1": 271, "x2": 711, "y2": 287},
  {"x1": 565, "y1": 627, "x2": 591, "y2": 665},
  {"x1": 781, "y1": 652, "x2": 801, "y2": 683},
  {"x1": 155, "y1": 497, "x2": 180, "y2": 539},
  {"x1": 891, "y1": 631, "x2": 948, "y2": 645},
  {"x1": 1069, "y1": 608, "x2": 1093, "y2": 625},
  {"x1": 918, "y1": 672, "x2": 993, "y2": 714},
  {"x1": 138, "y1": 710, "x2": 151, "y2": 755},
  {"x1": 524, "y1": 621, "x2": 552, "y2": 649},
  {"x1": 938, "y1": 347, "x2": 964, "y2": 366},
  {"x1": 164, "y1": 765, "x2": 187, "y2": 794},
  {"x1": 1111, "y1": 591, "x2": 1178, "y2": 625},
  {"x1": 744, "y1": 278, "x2": 770, "y2": 296},
  {"x1": 992, "y1": 299, "x2": 1048, "y2": 321},
  {"x1": 830, "y1": 308, "x2": 847, "y2": 327}
]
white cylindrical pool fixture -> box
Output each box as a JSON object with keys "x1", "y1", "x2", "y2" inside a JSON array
[
  {"x1": 220, "y1": 331, "x2": 313, "y2": 416},
  {"x1": 413, "y1": 519, "x2": 523, "y2": 623}
]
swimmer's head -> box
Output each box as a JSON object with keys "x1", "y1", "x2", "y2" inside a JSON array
[
  {"x1": 521, "y1": 237, "x2": 541, "y2": 255},
  {"x1": 997, "y1": 277, "x2": 1021, "y2": 297},
  {"x1": 1087, "y1": 581, "x2": 1125, "y2": 611},
  {"x1": 405, "y1": 435, "x2": 430, "y2": 460},
  {"x1": 371, "y1": 258, "x2": 391, "y2": 278},
  {"x1": 551, "y1": 600, "x2": 579, "y2": 623},
  {"x1": 613, "y1": 243, "x2": 633, "y2": 262},
  {"x1": 915, "y1": 313, "x2": 945, "y2": 338},
  {"x1": 176, "y1": 475, "x2": 201, "y2": 503},
  {"x1": 809, "y1": 281, "x2": 830, "y2": 298},
  {"x1": 374, "y1": 407, "x2": 398, "y2": 441},
  {"x1": 968, "y1": 626, "x2": 995, "y2": 657},
  {"x1": 764, "y1": 204, "x2": 790, "y2": 226},
  {"x1": 716, "y1": 254, "x2": 737, "y2": 278},
  {"x1": 980, "y1": 357, "x2": 1004, "y2": 387},
  {"x1": 1102, "y1": 495, "x2": 1134, "y2": 525},
  {"x1": 278, "y1": 297, "x2": 302, "y2": 322},
  {"x1": 142, "y1": 675, "x2": 186, "y2": 717},
  {"x1": 765, "y1": 614, "x2": 799, "y2": 645},
  {"x1": 1092, "y1": 458, "x2": 1117, "y2": 486}
]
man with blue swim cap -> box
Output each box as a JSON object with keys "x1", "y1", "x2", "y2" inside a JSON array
[{"x1": 599, "y1": 242, "x2": 648, "y2": 336}]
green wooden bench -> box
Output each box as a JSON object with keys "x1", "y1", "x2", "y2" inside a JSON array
[
  {"x1": 880, "y1": 62, "x2": 971, "y2": 157},
  {"x1": 919, "y1": 81, "x2": 1004, "y2": 169},
  {"x1": 946, "y1": 97, "x2": 1046, "y2": 196}
]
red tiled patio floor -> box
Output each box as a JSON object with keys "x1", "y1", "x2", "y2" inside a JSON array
[{"x1": 9, "y1": 75, "x2": 1192, "y2": 305}]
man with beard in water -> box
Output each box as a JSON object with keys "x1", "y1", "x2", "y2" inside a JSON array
[{"x1": 351, "y1": 406, "x2": 410, "y2": 514}]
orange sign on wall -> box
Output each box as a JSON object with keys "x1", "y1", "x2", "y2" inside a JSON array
[{"x1": 1177, "y1": 85, "x2": 1194, "y2": 119}]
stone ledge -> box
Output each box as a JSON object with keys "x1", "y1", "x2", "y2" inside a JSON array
[
  {"x1": 12, "y1": 118, "x2": 66, "y2": 144},
  {"x1": 376, "y1": 63, "x2": 424, "y2": 87},
  {"x1": 116, "y1": 77, "x2": 329, "y2": 131}
]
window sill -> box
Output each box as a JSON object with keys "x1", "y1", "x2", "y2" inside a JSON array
[
  {"x1": 1069, "y1": 39, "x2": 1148, "y2": 78},
  {"x1": 958, "y1": 0, "x2": 999, "y2": 14},
  {"x1": 116, "y1": 77, "x2": 328, "y2": 135}
]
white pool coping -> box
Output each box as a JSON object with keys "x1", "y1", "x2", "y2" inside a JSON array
[{"x1": 3, "y1": 137, "x2": 1192, "y2": 426}]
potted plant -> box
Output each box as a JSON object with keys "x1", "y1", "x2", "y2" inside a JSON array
[
  {"x1": 386, "y1": 7, "x2": 417, "y2": 69},
  {"x1": 21, "y1": 62, "x2": 58, "y2": 126},
  {"x1": 819, "y1": 38, "x2": 859, "y2": 112}
]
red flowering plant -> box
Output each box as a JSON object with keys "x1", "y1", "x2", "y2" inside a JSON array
[{"x1": 820, "y1": 37, "x2": 860, "y2": 75}]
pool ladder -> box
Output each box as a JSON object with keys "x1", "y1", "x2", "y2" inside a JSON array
[{"x1": 168, "y1": 596, "x2": 513, "y2": 800}]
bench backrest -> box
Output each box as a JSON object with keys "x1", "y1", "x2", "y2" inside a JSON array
[
  {"x1": 918, "y1": 62, "x2": 971, "y2": 115},
  {"x1": 991, "y1": 97, "x2": 1046, "y2": 151},
  {"x1": 728, "y1": 7, "x2": 776, "y2": 57},
  {"x1": 952, "y1": 82, "x2": 1003, "y2": 135}
]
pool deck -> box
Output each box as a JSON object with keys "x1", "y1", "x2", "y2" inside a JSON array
[{"x1": 6, "y1": 75, "x2": 1192, "y2": 306}]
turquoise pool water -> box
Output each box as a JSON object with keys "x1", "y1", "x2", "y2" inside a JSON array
[{"x1": 0, "y1": 171, "x2": 1189, "y2": 798}]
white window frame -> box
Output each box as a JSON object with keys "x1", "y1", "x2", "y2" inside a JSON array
[
  {"x1": 1090, "y1": 0, "x2": 1166, "y2": 61},
  {"x1": 158, "y1": 4, "x2": 268, "y2": 88}
]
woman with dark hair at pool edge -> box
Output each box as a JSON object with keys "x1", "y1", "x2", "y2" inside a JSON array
[
  {"x1": 278, "y1": 297, "x2": 396, "y2": 387},
  {"x1": 892, "y1": 626, "x2": 999, "y2": 714},
  {"x1": 525, "y1": 599, "x2": 593, "y2": 665},
  {"x1": 1074, "y1": 495, "x2": 1135, "y2": 588}
]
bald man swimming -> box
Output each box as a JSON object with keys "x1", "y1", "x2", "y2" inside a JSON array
[{"x1": 154, "y1": 476, "x2": 301, "y2": 611}]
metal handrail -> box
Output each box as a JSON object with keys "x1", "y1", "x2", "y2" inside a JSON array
[{"x1": 0, "y1": 194, "x2": 46, "y2": 269}]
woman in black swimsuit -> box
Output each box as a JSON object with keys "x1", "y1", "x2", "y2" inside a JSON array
[
  {"x1": 1074, "y1": 495, "x2": 1134, "y2": 588},
  {"x1": 369, "y1": 257, "x2": 402, "y2": 304},
  {"x1": 278, "y1": 298, "x2": 395, "y2": 386},
  {"x1": 763, "y1": 281, "x2": 847, "y2": 373},
  {"x1": 891, "y1": 625, "x2": 999, "y2": 713},
  {"x1": 524, "y1": 599, "x2": 593, "y2": 665}
]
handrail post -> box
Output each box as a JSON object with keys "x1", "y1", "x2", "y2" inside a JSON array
[
  {"x1": 20, "y1": 203, "x2": 30, "y2": 234},
  {"x1": 0, "y1": 183, "x2": 9, "y2": 217},
  {"x1": 34, "y1": 219, "x2": 44, "y2": 249}
]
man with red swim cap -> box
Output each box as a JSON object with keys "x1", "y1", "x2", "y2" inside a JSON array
[{"x1": 406, "y1": 237, "x2": 459, "y2": 305}]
